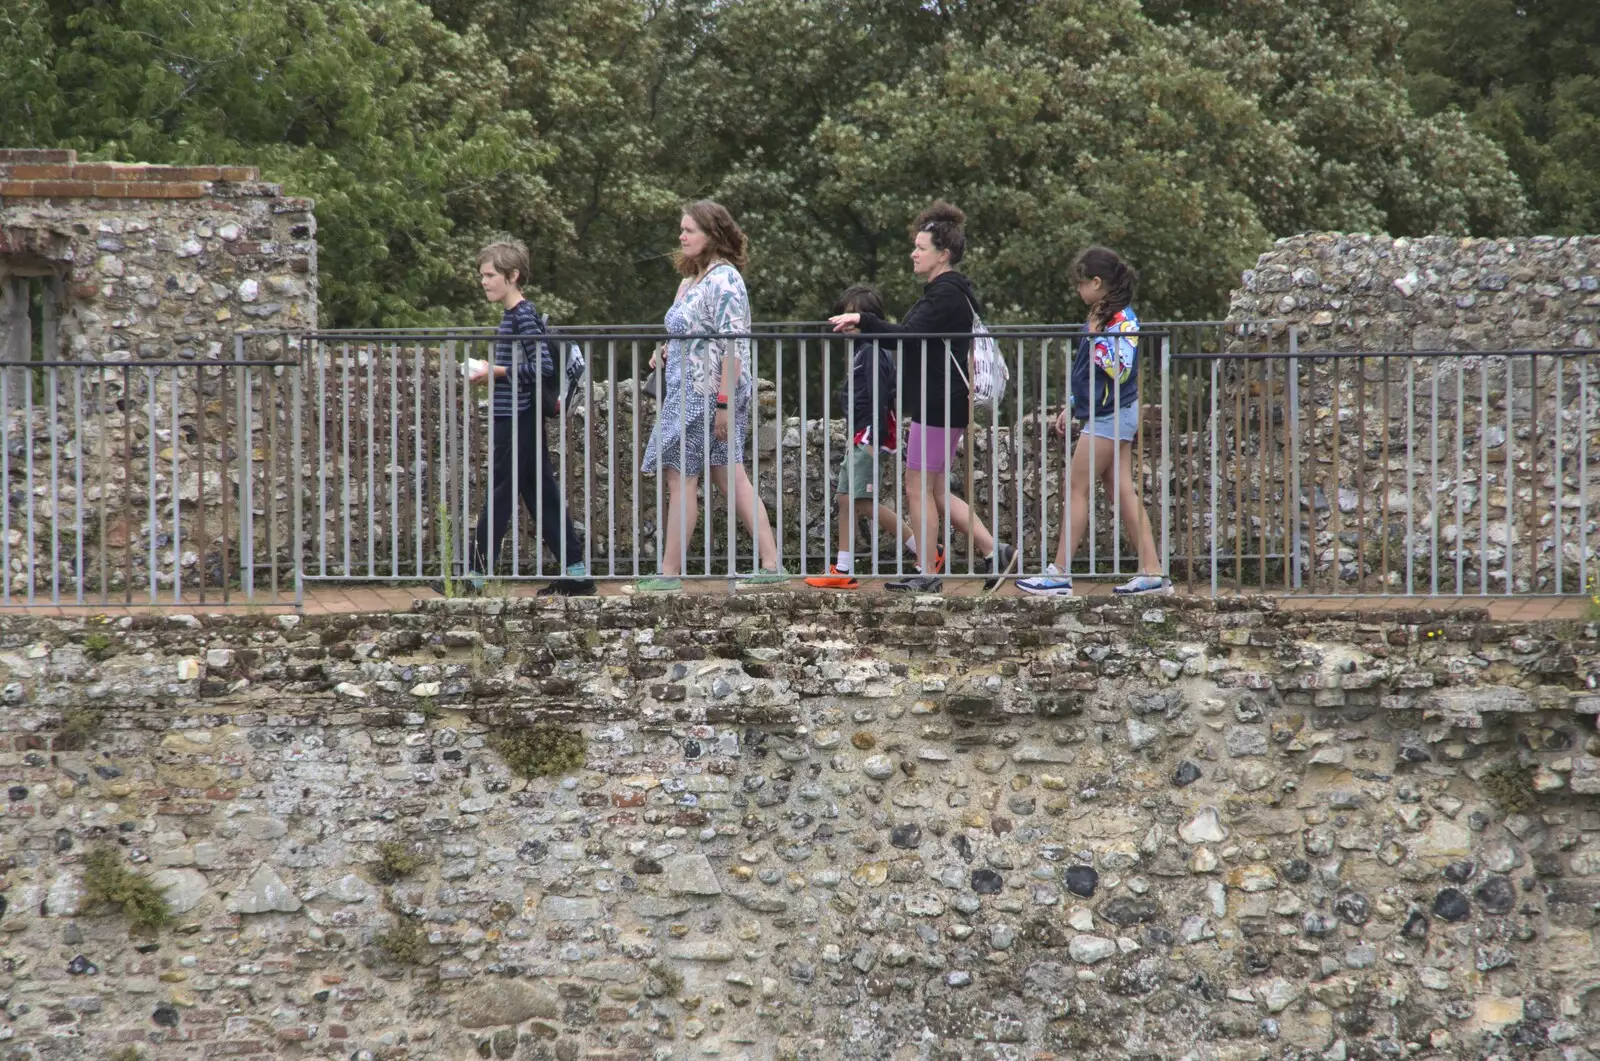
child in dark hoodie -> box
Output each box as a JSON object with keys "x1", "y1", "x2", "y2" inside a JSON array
[
  {"x1": 805, "y1": 285, "x2": 921, "y2": 590},
  {"x1": 827, "y1": 200, "x2": 1013, "y2": 593}
]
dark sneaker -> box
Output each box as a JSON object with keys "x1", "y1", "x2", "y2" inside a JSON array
[
  {"x1": 984, "y1": 542, "x2": 1017, "y2": 591},
  {"x1": 539, "y1": 563, "x2": 596, "y2": 597},
  {"x1": 886, "y1": 574, "x2": 942, "y2": 593}
]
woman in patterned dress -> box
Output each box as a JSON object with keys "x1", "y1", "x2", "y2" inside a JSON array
[{"x1": 637, "y1": 201, "x2": 786, "y2": 592}]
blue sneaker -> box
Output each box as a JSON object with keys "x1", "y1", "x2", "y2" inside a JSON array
[
  {"x1": 1017, "y1": 565, "x2": 1072, "y2": 597},
  {"x1": 1113, "y1": 574, "x2": 1173, "y2": 596}
]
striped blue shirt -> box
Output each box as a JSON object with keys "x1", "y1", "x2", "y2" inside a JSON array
[{"x1": 491, "y1": 299, "x2": 553, "y2": 417}]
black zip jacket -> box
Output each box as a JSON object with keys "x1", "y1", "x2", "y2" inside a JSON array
[{"x1": 854, "y1": 271, "x2": 982, "y2": 429}]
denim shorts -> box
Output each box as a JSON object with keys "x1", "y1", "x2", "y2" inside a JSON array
[{"x1": 1084, "y1": 401, "x2": 1140, "y2": 443}]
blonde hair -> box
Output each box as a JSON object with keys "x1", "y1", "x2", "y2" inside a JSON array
[{"x1": 476, "y1": 237, "x2": 530, "y2": 288}]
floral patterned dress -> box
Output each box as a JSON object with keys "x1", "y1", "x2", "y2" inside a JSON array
[{"x1": 641, "y1": 263, "x2": 755, "y2": 476}]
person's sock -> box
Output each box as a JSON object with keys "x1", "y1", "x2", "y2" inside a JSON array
[
  {"x1": 836, "y1": 551, "x2": 853, "y2": 574},
  {"x1": 904, "y1": 535, "x2": 917, "y2": 556}
]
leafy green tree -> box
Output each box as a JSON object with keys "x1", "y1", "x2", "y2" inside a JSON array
[{"x1": 1400, "y1": 0, "x2": 1600, "y2": 234}]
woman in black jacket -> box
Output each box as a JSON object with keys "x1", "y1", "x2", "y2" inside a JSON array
[{"x1": 828, "y1": 200, "x2": 1013, "y2": 592}]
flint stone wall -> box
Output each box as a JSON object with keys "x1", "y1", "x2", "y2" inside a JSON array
[
  {"x1": 1, "y1": 595, "x2": 1598, "y2": 1061},
  {"x1": 1216, "y1": 234, "x2": 1600, "y2": 594},
  {"x1": 0, "y1": 147, "x2": 317, "y2": 360}
]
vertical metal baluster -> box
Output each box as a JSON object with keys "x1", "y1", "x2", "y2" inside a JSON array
[
  {"x1": 293, "y1": 354, "x2": 304, "y2": 609},
  {"x1": 750, "y1": 338, "x2": 763, "y2": 576},
  {"x1": 461, "y1": 340, "x2": 473, "y2": 584},
  {"x1": 1453, "y1": 363, "x2": 1465, "y2": 593},
  {"x1": 1381, "y1": 358, "x2": 1392, "y2": 592},
  {"x1": 1061, "y1": 331, "x2": 1072, "y2": 583},
  {"x1": 1405, "y1": 359, "x2": 1415, "y2": 595},
  {"x1": 390, "y1": 343, "x2": 399, "y2": 578},
  {"x1": 49, "y1": 368, "x2": 60, "y2": 603},
  {"x1": 1257, "y1": 355, "x2": 1269, "y2": 592},
  {"x1": 1186, "y1": 354, "x2": 1198, "y2": 594},
  {"x1": 1, "y1": 370, "x2": 9, "y2": 605},
  {"x1": 1479, "y1": 363, "x2": 1489, "y2": 595},
  {"x1": 341, "y1": 342, "x2": 351, "y2": 577},
  {"x1": 825, "y1": 335, "x2": 834, "y2": 579},
  {"x1": 799, "y1": 339, "x2": 808, "y2": 576},
  {"x1": 1429, "y1": 362, "x2": 1439, "y2": 595},
  {"x1": 316, "y1": 339, "x2": 327, "y2": 578},
  {"x1": 1529, "y1": 355, "x2": 1540, "y2": 593},
  {"x1": 171, "y1": 369, "x2": 181, "y2": 603},
  {"x1": 74, "y1": 368, "x2": 85, "y2": 604},
  {"x1": 1355, "y1": 361, "x2": 1368, "y2": 593},
  {"x1": 1505, "y1": 356, "x2": 1515, "y2": 594},
  {"x1": 1579, "y1": 355, "x2": 1590, "y2": 598},
  {"x1": 1111, "y1": 348, "x2": 1122, "y2": 581},
  {"x1": 1553, "y1": 356, "x2": 1563, "y2": 595},
  {"x1": 1329, "y1": 357, "x2": 1343, "y2": 595},
  {"x1": 1231, "y1": 359, "x2": 1244, "y2": 592},
  {"x1": 608, "y1": 340, "x2": 617, "y2": 579},
  {"x1": 23, "y1": 367, "x2": 35, "y2": 603},
  {"x1": 267, "y1": 371, "x2": 279, "y2": 602},
  {"x1": 195, "y1": 362, "x2": 208, "y2": 604},
  {"x1": 894, "y1": 341, "x2": 904, "y2": 579},
  {"x1": 146, "y1": 367, "x2": 158, "y2": 604},
  {"x1": 217, "y1": 364, "x2": 231, "y2": 604},
  {"x1": 366, "y1": 344, "x2": 376, "y2": 579},
  {"x1": 1160, "y1": 336, "x2": 1171, "y2": 585},
  {"x1": 1203, "y1": 361, "x2": 1216, "y2": 601},
  {"x1": 1014, "y1": 338, "x2": 1028, "y2": 578},
  {"x1": 414, "y1": 344, "x2": 424, "y2": 577},
  {"x1": 242, "y1": 349, "x2": 255, "y2": 600},
  {"x1": 725, "y1": 336, "x2": 738, "y2": 584},
  {"x1": 438, "y1": 341, "x2": 453, "y2": 580},
  {"x1": 631, "y1": 341, "x2": 641, "y2": 578},
  {"x1": 583, "y1": 340, "x2": 594, "y2": 581}
]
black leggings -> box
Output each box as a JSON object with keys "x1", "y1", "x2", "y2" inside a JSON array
[{"x1": 470, "y1": 410, "x2": 583, "y2": 574}]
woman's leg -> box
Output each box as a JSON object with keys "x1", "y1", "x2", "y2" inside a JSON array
[
  {"x1": 945, "y1": 493, "x2": 995, "y2": 557},
  {"x1": 1111, "y1": 441, "x2": 1163, "y2": 574},
  {"x1": 903, "y1": 468, "x2": 938, "y2": 573},
  {"x1": 660, "y1": 467, "x2": 699, "y2": 577},
  {"x1": 707, "y1": 465, "x2": 781, "y2": 571}
]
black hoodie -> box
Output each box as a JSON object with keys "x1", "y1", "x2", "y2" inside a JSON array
[{"x1": 854, "y1": 271, "x2": 982, "y2": 429}]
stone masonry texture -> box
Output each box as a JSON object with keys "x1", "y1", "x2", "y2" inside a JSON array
[
  {"x1": 0, "y1": 594, "x2": 1597, "y2": 1060},
  {"x1": 0, "y1": 148, "x2": 317, "y2": 360}
]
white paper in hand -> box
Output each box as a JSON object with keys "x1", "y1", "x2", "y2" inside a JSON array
[{"x1": 464, "y1": 357, "x2": 490, "y2": 382}]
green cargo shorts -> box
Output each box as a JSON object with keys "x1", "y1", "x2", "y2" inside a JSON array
[{"x1": 833, "y1": 444, "x2": 888, "y2": 501}]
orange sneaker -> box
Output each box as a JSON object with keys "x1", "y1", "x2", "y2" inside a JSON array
[{"x1": 804, "y1": 566, "x2": 860, "y2": 590}]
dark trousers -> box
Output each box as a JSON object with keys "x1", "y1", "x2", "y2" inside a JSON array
[{"x1": 470, "y1": 409, "x2": 583, "y2": 574}]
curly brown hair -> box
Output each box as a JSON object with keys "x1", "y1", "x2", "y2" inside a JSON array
[
  {"x1": 910, "y1": 200, "x2": 966, "y2": 266},
  {"x1": 675, "y1": 200, "x2": 750, "y2": 277}
]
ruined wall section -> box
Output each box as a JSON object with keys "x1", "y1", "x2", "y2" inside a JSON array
[{"x1": 0, "y1": 596, "x2": 1596, "y2": 1061}]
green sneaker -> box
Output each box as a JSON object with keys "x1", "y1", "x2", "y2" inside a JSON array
[
  {"x1": 741, "y1": 567, "x2": 793, "y2": 585},
  {"x1": 635, "y1": 576, "x2": 682, "y2": 594}
]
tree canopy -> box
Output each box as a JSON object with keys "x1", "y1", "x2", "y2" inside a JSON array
[{"x1": 0, "y1": 0, "x2": 1575, "y2": 327}]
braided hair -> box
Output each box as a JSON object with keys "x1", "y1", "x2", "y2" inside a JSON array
[{"x1": 1072, "y1": 246, "x2": 1138, "y2": 329}]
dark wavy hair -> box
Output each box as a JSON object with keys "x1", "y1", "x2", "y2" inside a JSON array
[
  {"x1": 910, "y1": 200, "x2": 966, "y2": 266},
  {"x1": 675, "y1": 199, "x2": 750, "y2": 276},
  {"x1": 1072, "y1": 246, "x2": 1138, "y2": 326},
  {"x1": 832, "y1": 283, "x2": 886, "y2": 319}
]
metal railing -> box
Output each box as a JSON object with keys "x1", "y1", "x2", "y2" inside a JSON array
[
  {"x1": 290, "y1": 324, "x2": 1207, "y2": 588},
  {"x1": 0, "y1": 355, "x2": 299, "y2": 607},
  {"x1": 5, "y1": 321, "x2": 1592, "y2": 607},
  {"x1": 1168, "y1": 342, "x2": 1598, "y2": 596}
]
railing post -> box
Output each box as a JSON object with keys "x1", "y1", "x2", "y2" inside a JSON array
[
  {"x1": 292, "y1": 349, "x2": 305, "y2": 609},
  {"x1": 1287, "y1": 326, "x2": 1302, "y2": 591},
  {"x1": 1159, "y1": 334, "x2": 1171, "y2": 581}
]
